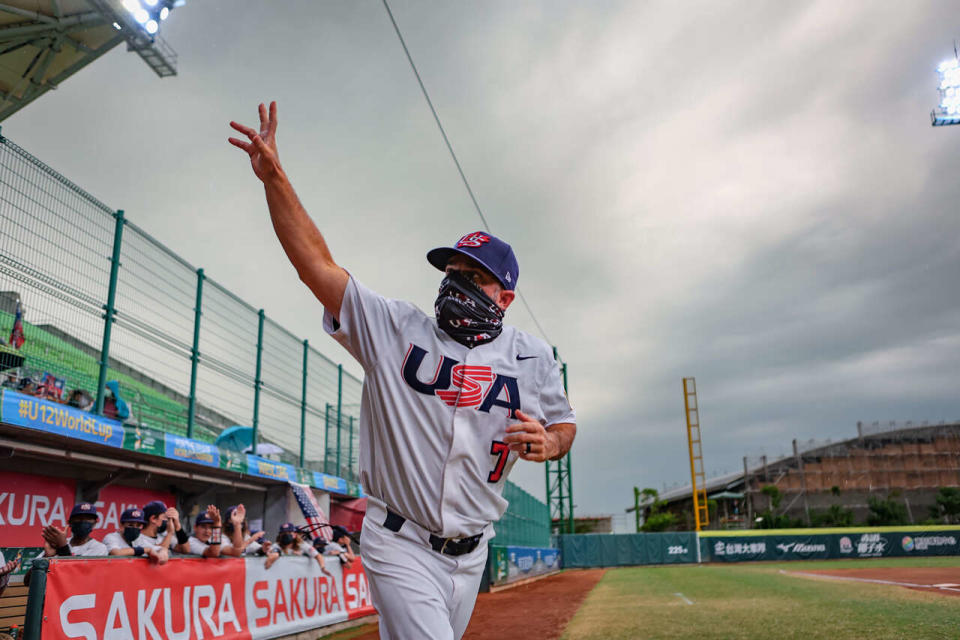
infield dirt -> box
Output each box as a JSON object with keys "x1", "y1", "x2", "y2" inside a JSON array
[
  {"x1": 798, "y1": 566, "x2": 960, "y2": 597},
  {"x1": 337, "y1": 568, "x2": 607, "y2": 640}
]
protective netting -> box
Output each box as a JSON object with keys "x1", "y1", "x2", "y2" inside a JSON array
[{"x1": 0, "y1": 133, "x2": 361, "y2": 478}]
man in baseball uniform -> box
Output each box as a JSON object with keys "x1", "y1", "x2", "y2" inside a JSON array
[{"x1": 230, "y1": 102, "x2": 576, "y2": 640}]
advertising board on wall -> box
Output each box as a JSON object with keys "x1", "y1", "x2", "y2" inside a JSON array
[
  {"x1": 39, "y1": 555, "x2": 375, "y2": 640},
  {"x1": 701, "y1": 529, "x2": 960, "y2": 562},
  {"x1": 1, "y1": 389, "x2": 364, "y2": 498},
  {"x1": 488, "y1": 545, "x2": 560, "y2": 586}
]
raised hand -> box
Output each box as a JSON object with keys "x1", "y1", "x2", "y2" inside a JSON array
[
  {"x1": 42, "y1": 524, "x2": 69, "y2": 549},
  {"x1": 231, "y1": 504, "x2": 246, "y2": 525},
  {"x1": 0, "y1": 558, "x2": 19, "y2": 577},
  {"x1": 165, "y1": 507, "x2": 181, "y2": 530},
  {"x1": 229, "y1": 102, "x2": 281, "y2": 183},
  {"x1": 206, "y1": 505, "x2": 222, "y2": 527}
]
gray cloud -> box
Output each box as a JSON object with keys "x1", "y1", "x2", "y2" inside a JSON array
[{"x1": 8, "y1": 1, "x2": 960, "y2": 526}]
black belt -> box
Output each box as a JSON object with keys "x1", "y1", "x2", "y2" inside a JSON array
[{"x1": 383, "y1": 510, "x2": 483, "y2": 557}]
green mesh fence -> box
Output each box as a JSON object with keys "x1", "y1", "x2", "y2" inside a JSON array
[
  {"x1": 0, "y1": 132, "x2": 362, "y2": 479},
  {"x1": 493, "y1": 480, "x2": 552, "y2": 547},
  {"x1": 0, "y1": 132, "x2": 548, "y2": 532}
]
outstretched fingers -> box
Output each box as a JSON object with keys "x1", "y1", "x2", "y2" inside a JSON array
[
  {"x1": 268, "y1": 101, "x2": 278, "y2": 135},
  {"x1": 228, "y1": 137, "x2": 252, "y2": 153},
  {"x1": 230, "y1": 120, "x2": 258, "y2": 140}
]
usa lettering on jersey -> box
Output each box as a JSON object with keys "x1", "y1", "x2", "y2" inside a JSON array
[{"x1": 401, "y1": 344, "x2": 520, "y2": 417}]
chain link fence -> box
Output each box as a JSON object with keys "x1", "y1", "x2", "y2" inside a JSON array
[{"x1": 0, "y1": 132, "x2": 363, "y2": 481}]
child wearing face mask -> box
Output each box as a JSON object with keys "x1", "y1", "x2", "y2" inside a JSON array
[
  {"x1": 41, "y1": 503, "x2": 108, "y2": 557},
  {"x1": 103, "y1": 508, "x2": 169, "y2": 564}
]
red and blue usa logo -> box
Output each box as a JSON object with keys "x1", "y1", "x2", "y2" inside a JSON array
[
  {"x1": 401, "y1": 344, "x2": 520, "y2": 415},
  {"x1": 456, "y1": 232, "x2": 490, "y2": 248}
]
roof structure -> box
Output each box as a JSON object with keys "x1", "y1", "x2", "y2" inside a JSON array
[
  {"x1": 0, "y1": 0, "x2": 178, "y2": 122},
  {"x1": 637, "y1": 420, "x2": 960, "y2": 510}
]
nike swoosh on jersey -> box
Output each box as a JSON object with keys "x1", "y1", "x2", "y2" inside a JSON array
[{"x1": 516, "y1": 354, "x2": 538, "y2": 361}]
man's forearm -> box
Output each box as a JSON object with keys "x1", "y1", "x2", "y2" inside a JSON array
[
  {"x1": 546, "y1": 423, "x2": 576, "y2": 460},
  {"x1": 263, "y1": 172, "x2": 347, "y2": 315}
]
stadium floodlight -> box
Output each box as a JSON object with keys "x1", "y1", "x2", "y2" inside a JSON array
[
  {"x1": 87, "y1": 0, "x2": 185, "y2": 77},
  {"x1": 932, "y1": 49, "x2": 960, "y2": 126}
]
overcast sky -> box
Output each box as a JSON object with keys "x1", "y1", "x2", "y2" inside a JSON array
[{"x1": 9, "y1": 1, "x2": 960, "y2": 529}]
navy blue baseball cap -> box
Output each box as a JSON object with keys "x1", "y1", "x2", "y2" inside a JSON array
[
  {"x1": 278, "y1": 522, "x2": 298, "y2": 534},
  {"x1": 121, "y1": 507, "x2": 146, "y2": 524},
  {"x1": 195, "y1": 512, "x2": 216, "y2": 526},
  {"x1": 427, "y1": 231, "x2": 519, "y2": 291},
  {"x1": 143, "y1": 500, "x2": 167, "y2": 519},
  {"x1": 69, "y1": 502, "x2": 99, "y2": 519}
]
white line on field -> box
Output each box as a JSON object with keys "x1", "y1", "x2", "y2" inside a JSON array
[
  {"x1": 674, "y1": 592, "x2": 694, "y2": 605},
  {"x1": 779, "y1": 570, "x2": 960, "y2": 594}
]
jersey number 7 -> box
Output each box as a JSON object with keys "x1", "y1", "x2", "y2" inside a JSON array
[{"x1": 487, "y1": 440, "x2": 509, "y2": 483}]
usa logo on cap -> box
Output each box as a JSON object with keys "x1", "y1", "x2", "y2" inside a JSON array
[
  {"x1": 80, "y1": 503, "x2": 92, "y2": 511},
  {"x1": 456, "y1": 232, "x2": 490, "y2": 248}
]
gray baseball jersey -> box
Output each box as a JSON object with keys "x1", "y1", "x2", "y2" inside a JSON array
[{"x1": 324, "y1": 276, "x2": 575, "y2": 539}]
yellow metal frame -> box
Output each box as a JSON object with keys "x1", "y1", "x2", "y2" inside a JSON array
[{"x1": 683, "y1": 377, "x2": 709, "y2": 530}]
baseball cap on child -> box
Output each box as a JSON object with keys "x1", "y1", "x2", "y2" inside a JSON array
[
  {"x1": 120, "y1": 508, "x2": 146, "y2": 524},
  {"x1": 427, "y1": 231, "x2": 519, "y2": 291},
  {"x1": 69, "y1": 503, "x2": 98, "y2": 519},
  {"x1": 143, "y1": 501, "x2": 166, "y2": 519}
]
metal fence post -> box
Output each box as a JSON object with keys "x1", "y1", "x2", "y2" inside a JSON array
[
  {"x1": 22, "y1": 557, "x2": 48, "y2": 640},
  {"x1": 299, "y1": 339, "x2": 308, "y2": 467},
  {"x1": 324, "y1": 403, "x2": 331, "y2": 474},
  {"x1": 336, "y1": 364, "x2": 343, "y2": 477},
  {"x1": 566, "y1": 452, "x2": 574, "y2": 533},
  {"x1": 95, "y1": 209, "x2": 125, "y2": 414},
  {"x1": 348, "y1": 415, "x2": 354, "y2": 481},
  {"x1": 252, "y1": 309, "x2": 265, "y2": 453},
  {"x1": 187, "y1": 268, "x2": 204, "y2": 438}
]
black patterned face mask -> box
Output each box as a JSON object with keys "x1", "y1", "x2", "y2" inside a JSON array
[{"x1": 434, "y1": 271, "x2": 504, "y2": 348}]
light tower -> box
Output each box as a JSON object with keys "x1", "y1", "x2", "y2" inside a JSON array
[
  {"x1": 931, "y1": 47, "x2": 960, "y2": 126},
  {"x1": 0, "y1": 0, "x2": 184, "y2": 122}
]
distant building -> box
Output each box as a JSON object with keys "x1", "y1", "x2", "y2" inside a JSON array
[
  {"x1": 636, "y1": 421, "x2": 960, "y2": 529},
  {"x1": 557, "y1": 515, "x2": 614, "y2": 534}
]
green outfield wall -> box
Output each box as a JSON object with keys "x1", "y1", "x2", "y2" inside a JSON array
[
  {"x1": 559, "y1": 532, "x2": 699, "y2": 567},
  {"x1": 558, "y1": 526, "x2": 960, "y2": 568}
]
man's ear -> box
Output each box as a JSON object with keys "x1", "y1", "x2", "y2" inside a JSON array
[{"x1": 497, "y1": 290, "x2": 515, "y2": 311}]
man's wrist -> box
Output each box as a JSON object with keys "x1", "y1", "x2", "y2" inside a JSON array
[
  {"x1": 546, "y1": 430, "x2": 562, "y2": 459},
  {"x1": 263, "y1": 166, "x2": 287, "y2": 189}
]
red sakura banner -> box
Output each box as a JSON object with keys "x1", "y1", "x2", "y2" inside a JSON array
[
  {"x1": 40, "y1": 556, "x2": 375, "y2": 640},
  {"x1": 0, "y1": 470, "x2": 76, "y2": 547}
]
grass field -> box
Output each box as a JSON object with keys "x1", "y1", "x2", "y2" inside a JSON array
[{"x1": 562, "y1": 558, "x2": 960, "y2": 640}]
